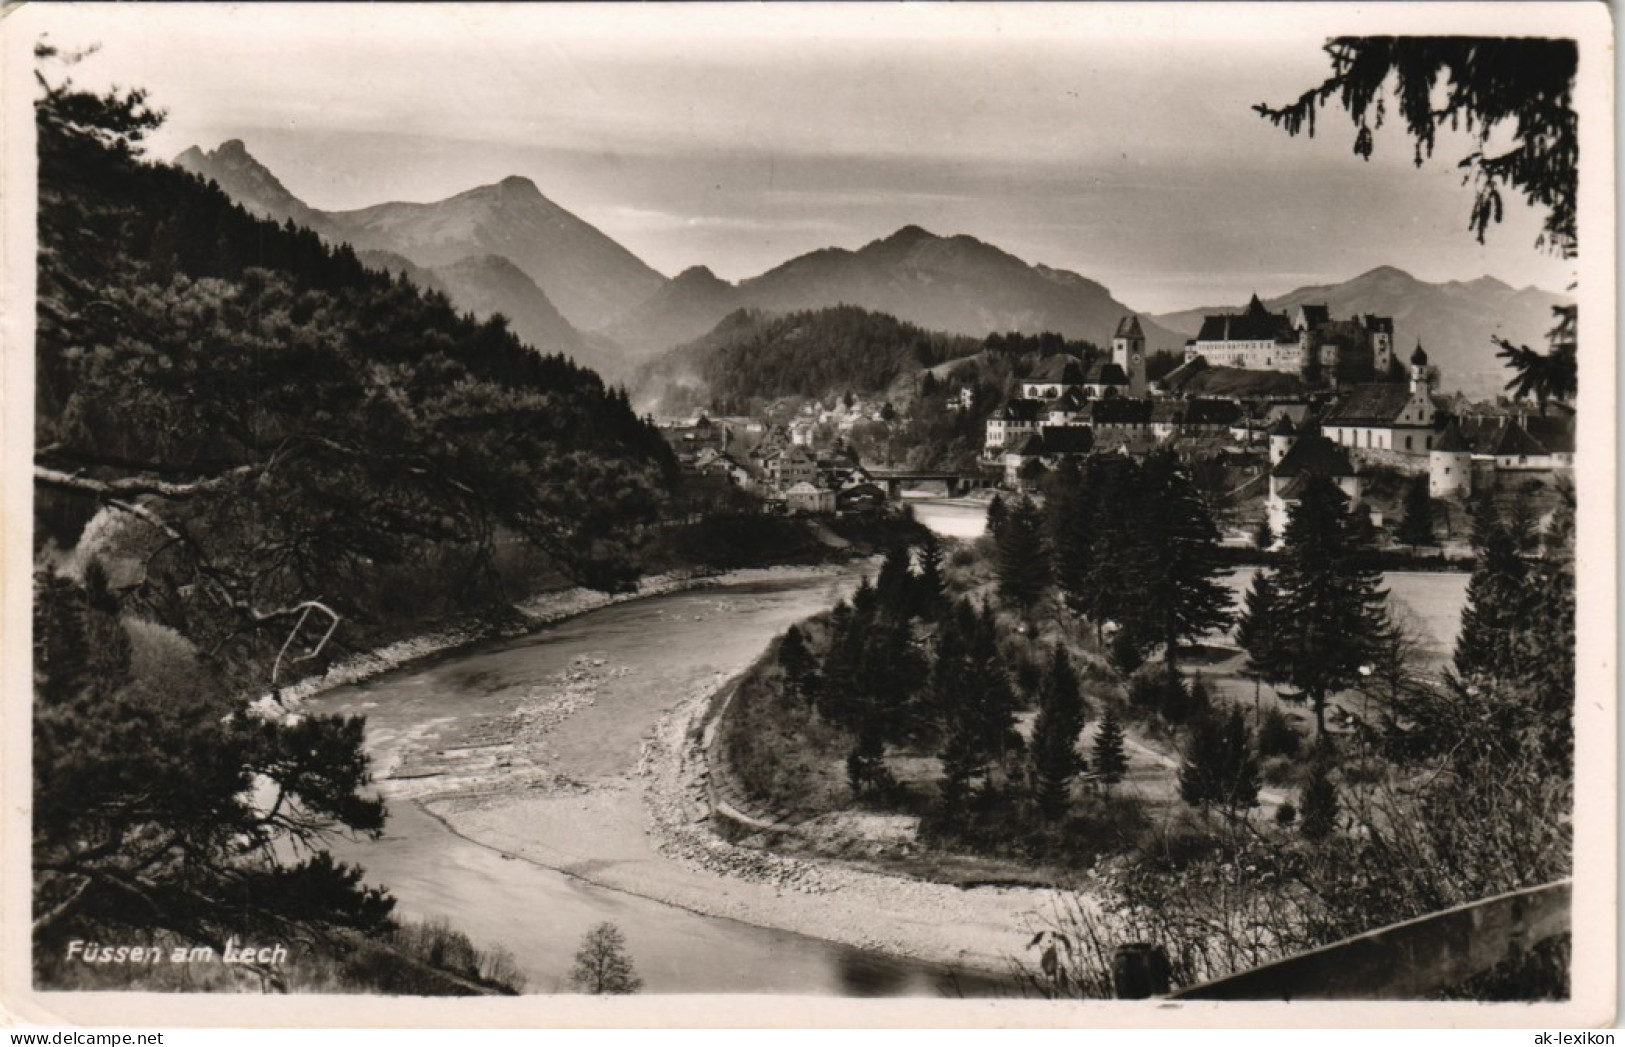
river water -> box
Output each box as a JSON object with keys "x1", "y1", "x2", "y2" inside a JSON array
[{"x1": 308, "y1": 567, "x2": 1012, "y2": 997}]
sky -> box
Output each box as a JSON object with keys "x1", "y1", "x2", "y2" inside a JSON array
[{"x1": 15, "y1": 3, "x2": 1583, "y2": 313}]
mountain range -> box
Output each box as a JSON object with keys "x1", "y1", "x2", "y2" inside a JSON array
[
  {"x1": 603, "y1": 225, "x2": 1190, "y2": 358},
  {"x1": 174, "y1": 140, "x2": 1568, "y2": 401}
]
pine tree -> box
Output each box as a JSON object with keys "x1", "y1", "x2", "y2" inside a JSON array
[
  {"x1": 875, "y1": 544, "x2": 915, "y2": 617},
  {"x1": 1269, "y1": 475, "x2": 1392, "y2": 736},
  {"x1": 1235, "y1": 569, "x2": 1287, "y2": 690},
  {"x1": 1122, "y1": 452, "x2": 1234, "y2": 670},
  {"x1": 913, "y1": 533, "x2": 946, "y2": 619},
  {"x1": 1045, "y1": 460, "x2": 1094, "y2": 611},
  {"x1": 1453, "y1": 507, "x2": 1529, "y2": 681},
  {"x1": 985, "y1": 493, "x2": 1008, "y2": 538},
  {"x1": 996, "y1": 497, "x2": 1051, "y2": 610},
  {"x1": 1178, "y1": 708, "x2": 1260, "y2": 819},
  {"x1": 777, "y1": 625, "x2": 817, "y2": 704},
  {"x1": 1029, "y1": 647, "x2": 1087, "y2": 819},
  {"x1": 1299, "y1": 760, "x2": 1340, "y2": 841},
  {"x1": 1178, "y1": 714, "x2": 1228, "y2": 813},
  {"x1": 1395, "y1": 475, "x2": 1436, "y2": 549},
  {"x1": 937, "y1": 603, "x2": 1020, "y2": 808},
  {"x1": 1091, "y1": 708, "x2": 1129, "y2": 792}
]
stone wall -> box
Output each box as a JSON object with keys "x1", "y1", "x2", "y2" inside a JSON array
[{"x1": 1351, "y1": 447, "x2": 1428, "y2": 475}]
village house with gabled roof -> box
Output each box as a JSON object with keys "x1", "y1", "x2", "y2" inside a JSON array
[
  {"x1": 784, "y1": 481, "x2": 836, "y2": 515},
  {"x1": 985, "y1": 398, "x2": 1044, "y2": 452},
  {"x1": 1266, "y1": 426, "x2": 1364, "y2": 537},
  {"x1": 1003, "y1": 426, "x2": 1095, "y2": 485}
]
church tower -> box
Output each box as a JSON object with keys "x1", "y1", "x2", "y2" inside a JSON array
[
  {"x1": 1409, "y1": 342, "x2": 1431, "y2": 394},
  {"x1": 1112, "y1": 315, "x2": 1148, "y2": 398}
]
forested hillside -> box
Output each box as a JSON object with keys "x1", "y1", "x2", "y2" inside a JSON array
[
  {"x1": 31, "y1": 54, "x2": 675, "y2": 989},
  {"x1": 631, "y1": 305, "x2": 979, "y2": 415}
]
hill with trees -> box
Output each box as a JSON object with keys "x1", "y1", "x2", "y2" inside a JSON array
[
  {"x1": 32, "y1": 49, "x2": 676, "y2": 989},
  {"x1": 629, "y1": 305, "x2": 979, "y2": 416}
]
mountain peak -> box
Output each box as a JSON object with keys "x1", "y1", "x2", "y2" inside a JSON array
[
  {"x1": 1356, "y1": 264, "x2": 1417, "y2": 283},
  {"x1": 499, "y1": 174, "x2": 540, "y2": 193},
  {"x1": 216, "y1": 138, "x2": 252, "y2": 159},
  {"x1": 674, "y1": 265, "x2": 728, "y2": 286},
  {"x1": 882, "y1": 224, "x2": 939, "y2": 247}
]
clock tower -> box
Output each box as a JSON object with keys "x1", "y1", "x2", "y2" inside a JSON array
[{"x1": 1112, "y1": 315, "x2": 1148, "y2": 398}]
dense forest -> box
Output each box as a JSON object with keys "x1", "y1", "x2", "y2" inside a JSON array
[
  {"x1": 31, "y1": 50, "x2": 675, "y2": 990},
  {"x1": 632, "y1": 305, "x2": 980, "y2": 415}
]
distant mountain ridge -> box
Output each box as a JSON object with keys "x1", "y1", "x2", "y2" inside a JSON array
[
  {"x1": 175, "y1": 142, "x2": 638, "y2": 376},
  {"x1": 606, "y1": 225, "x2": 1189, "y2": 358},
  {"x1": 175, "y1": 141, "x2": 1562, "y2": 402},
  {"x1": 1154, "y1": 266, "x2": 1571, "y2": 399},
  {"x1": 329, "y1": 175, "x2": 666, "y2": 331}
]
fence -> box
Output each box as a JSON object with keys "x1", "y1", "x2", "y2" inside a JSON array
[{"x1": 1112, "y1": 880, "x2": 1572, "y2": 1000}]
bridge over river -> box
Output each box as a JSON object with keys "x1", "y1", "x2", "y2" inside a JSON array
[{"x1": 865, "y1": 468, "x2": 994, "y2": 499}]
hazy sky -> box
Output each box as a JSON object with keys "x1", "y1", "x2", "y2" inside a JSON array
[{"x1": 18, "y1": 3, "x2": 1581, "y2": 312}]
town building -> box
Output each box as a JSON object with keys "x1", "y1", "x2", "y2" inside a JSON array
[
  {"x1": 1111, "y1": 315, "x2": 1150, "y2": 398},
  {"x1": 784, "y1": 481, "x2": 837, "y2": 515},
  {"x1": 1183, "y1": 295, "x2": 1394, "y2": 383},
  {"x1": 1320, "y1": 344, "x2": 1439, "y2": 453},
  {"x1": 1266, "y1": 427, "x2": 1364, "y2": 538},
  {"x1": 1019, "y1": 355, "x2": 1086, "y2": 400},
  {"x1": 1003, "y1": 426, "x2": 1096, "y2": 486}
]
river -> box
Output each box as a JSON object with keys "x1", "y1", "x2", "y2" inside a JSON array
[
  {"x1": 305, "y1": 499, "x2": 1463, "y2": 997},
  {"x1": 307, "y1": 567, "x2": 1014, "y2": 996}
]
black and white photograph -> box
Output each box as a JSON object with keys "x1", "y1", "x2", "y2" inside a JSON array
[{"x1": 1, "y1": 1, "x2": 1613, "y2": 1029}]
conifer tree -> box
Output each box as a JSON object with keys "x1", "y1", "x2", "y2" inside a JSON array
[
  {"x1": 1299, "y1": 760, "x2": 1340, "y2": 841},
  {"x1": 996, "y1": 497, "x2": 1051, "y2": 610},
  {"x1": 913, "y1": 533, "x2": 947, "y2": 619},
  {"x1": 1029, "y1": 647, "x2": 1087, "y2": 819},
  {"x1": 1045, "y1": 460, "x2": 1094, "y2": 611},
  {"x1": 1395, "y1": 475, "x2": 1436, "y2": 549},
  {"x1": 1178, "y1": 714, "x2": 1228, "y2": 814},
  {"x1": 875, "y1": 544, "x2": 915, "y2": 617},
  {"x1": 1178, "y1": 708, "x2": 1260, "y2": 819},
  {"x1": 1091, "y1": 708, "x2": 1129, "y2": 792},
  {"x1": 985, "y1": 493, "x2": 1008, "y2": 538},
  {"x1": 1268, "y1": 475, "x2": 1392, "y2": 736},
  {"x1": 936, "y1": 603, "x2": 1020, "y2": 808},
  {"x1": 777, "y1": 625, "x2": 817, "y2": 704},
  {"x1": 1122, "y1": 452, "x2": 1234, "y2": 670},
  {"x1": 1235, "y1": 569, "x2": 1288, "y2": 691},
  {"x1": 1453, "y1": 508, "x2": 1529, "y2": 682}
]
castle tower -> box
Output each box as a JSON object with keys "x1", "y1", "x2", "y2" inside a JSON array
[
  {"x1": 1429, "y1": 419, "x2": 1473, "y2": 499},
  {"x1": 1269, "y1": 415, "x2": 1297, "y2": 466},
  {"x1": 1112, "y1": 315, "x2": 1148, "y2": 398},
  {"x1": 1409, "y1": 342, "x2": 1431, "y2": 394}
]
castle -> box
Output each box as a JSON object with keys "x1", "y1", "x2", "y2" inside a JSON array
[{"x1": 1184, "y1": 295, "x2": 1394, "y2": 381}]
